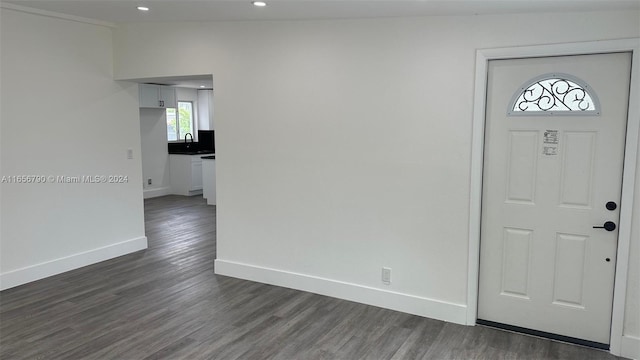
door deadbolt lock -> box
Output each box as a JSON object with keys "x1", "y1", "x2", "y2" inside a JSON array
[
  {"x1": 593, "y1": 221, "x2": 616, "y2": 232},
  {"x1": 606, "y1": 201, "x2": 617, "y2": 211}
]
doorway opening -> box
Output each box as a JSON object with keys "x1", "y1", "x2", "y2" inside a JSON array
[{"x1": 466, "y1": 40, "x2": 640, "y2": 357}]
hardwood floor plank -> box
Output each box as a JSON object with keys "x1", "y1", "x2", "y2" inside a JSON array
[
  {"x1": 0, "y1": 195, "x2": 625, "y2": 359},
  {"x1": 390, "y1": 318, "x2": 445, "y2": 359}
]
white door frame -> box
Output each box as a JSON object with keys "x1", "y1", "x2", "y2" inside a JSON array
[{"x1": 467, "y1": 38, "x2": 640, "y2": 356}]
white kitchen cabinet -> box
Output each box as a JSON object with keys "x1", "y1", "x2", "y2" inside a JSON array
[
  {"x1": 169, "y1": 154, "x2": 203, "y2": 196},
  {"x1": 191, "y1": 160, "x2": 203, "y2": 191},
  {"x1": 202, "y1": 157, "x2": 216, "y2": 205},
  {"x1": 139, "y1": 84, "x2": 176, "y2": 108}
]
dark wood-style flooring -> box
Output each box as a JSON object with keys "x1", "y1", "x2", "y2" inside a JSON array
[{"x1": 0, "y1": 195, "x2": 624, "y2": 359}]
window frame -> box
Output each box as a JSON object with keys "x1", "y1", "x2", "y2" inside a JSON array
[
  {"x1": 507, "y1": 72, "x2": 601, "y2": 116},
  {"x1": 167, "y1": 100, "x2": 196, "y2": 142}
]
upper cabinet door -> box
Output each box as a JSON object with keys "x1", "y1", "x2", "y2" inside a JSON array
[
  {"x1": 159, "y1": 86, "x2": 176, "y2": 109},
  {"x1": 139, "y1": 84, "x2": 177, "y2": 108},
  {"x1": 139, "y1": 84, "x2": 161, "y2": 108}
]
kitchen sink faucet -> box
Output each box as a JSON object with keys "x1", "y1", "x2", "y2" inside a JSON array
[{"x1": 184, "y1": 133, "x2": 194, "y2": 149}]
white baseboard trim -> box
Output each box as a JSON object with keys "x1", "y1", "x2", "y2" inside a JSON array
[
  {"x1": 214, "y1": 259, "x2": 467, "y2": 325},
  {"x1": 621, "y1": 335, "x2": 640, "y2": 360},
  {"x1": 0, "y1": 236, "x2": 148, "y2": 291},
  {"x1": 143, "y1": 186, "x2": 171, "y2": 199}
]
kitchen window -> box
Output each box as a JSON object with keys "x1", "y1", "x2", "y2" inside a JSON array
[{"x1": 167, "y1": 101, "x2": 195, "y2": 141}]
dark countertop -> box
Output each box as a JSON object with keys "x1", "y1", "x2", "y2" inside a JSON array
[
  {"x1": 169, "y1": 150, "x2": 215, "y2": 155},
  {"x1": 201, "y1": 155, "x2": 216, "y2": 160},
  {"x1": 168, "y1": 140, "x2": 214, "y2": 155}
]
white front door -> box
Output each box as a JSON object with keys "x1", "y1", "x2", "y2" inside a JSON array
[{"x1": 478, "y1": 52, "x2": 632, "y2": 345}]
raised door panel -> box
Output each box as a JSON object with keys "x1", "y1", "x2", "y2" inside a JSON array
[
  {"x1": 191, "y1": 157, "x2": 203, "y2": 191},
  {"x1": 139, "y1": 84, "x2": 160, "y2": 108},
  {"x1": 160, "y1": 86, "x2": 176, "y2": 109}
]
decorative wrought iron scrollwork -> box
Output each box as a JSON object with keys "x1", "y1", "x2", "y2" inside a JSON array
[{"x1": 512, "y1": 77, "x2": 597, "y2": 113}]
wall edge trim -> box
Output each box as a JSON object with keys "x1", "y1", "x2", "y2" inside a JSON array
[
  {"x1": 0, "y1": 3, "x2": 116, "y2": 28},
  {"x1": 0, "y1": 236, "x2": 148, "y2": 291},
  {"x1": 143, "y1": 186, "x2": 172, "y2": 199},
  {"x1": 621, "y1": 335, "x2": 640, "y2": 360},
  {"x1": 214, "y1": 259, "x2": 467, "y2": 325}
]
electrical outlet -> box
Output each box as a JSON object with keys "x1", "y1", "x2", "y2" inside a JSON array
[
  {"x1": 382, "y1": 267, "x2": 392, "y2": 285},
  {"x1": 147, "y1": 178, "x2": 152, "y2": 185},
  {"x1": 127, "y1": 148, "x2": 133, "y2": 159}
]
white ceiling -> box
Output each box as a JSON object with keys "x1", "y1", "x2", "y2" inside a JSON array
[{"x1": 3, "y1": 0, "x2": 639, "y2": 24}]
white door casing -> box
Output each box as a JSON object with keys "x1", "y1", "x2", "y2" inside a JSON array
[{"x1": 478, "y1": 53, "x2": 632, "y2": 345}]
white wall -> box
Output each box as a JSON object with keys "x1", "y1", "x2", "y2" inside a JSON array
[
  {"x1": 113, "y1": 9, "x2": 640, "y2": 347},
  {"x1": 197, "y1": 89, "x2": 214, "y2": 130},
  {"x1": 140, "y1": 108, "x2": 171, "y2": 198},
  {"x1": 176, "y1": 87, "x2": 198, "y2": 102},
  {"x1": 0, "y1": 8, "x2": 147, "y2": 289}
]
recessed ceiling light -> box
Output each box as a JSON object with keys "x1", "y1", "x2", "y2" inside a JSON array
[
  {"x1": 252, "y1": 1, "x2": 267, "y2": 7},
  {"x1": 200, "y1": 85, "x2": 206, "y2": 88},
  {"x1": 137, "y1": 6, "x2": 149, "y2": 11}
]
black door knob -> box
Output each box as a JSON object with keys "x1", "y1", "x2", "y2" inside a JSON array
[
  {"x1": 606, "y1": 201, "x2": 617, "y2": 211},
  {"x1": 593, "y1": 221, "x2": 616, "y2": 231}
]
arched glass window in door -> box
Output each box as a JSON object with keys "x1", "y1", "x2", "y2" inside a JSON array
[{"x1": 508, "y1": 73, "x2": 600, "y2": 116}]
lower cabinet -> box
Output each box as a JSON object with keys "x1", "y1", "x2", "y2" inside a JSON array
[
  {"x1": 202, "y1": 158, "x2": 216, "y2": 205},
  {"x1": 191, "y1": 160, "x2": 203, "y2": 191},
  {"x1": 169, "y1": 155, "x2": 204, "y2": 196}
]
